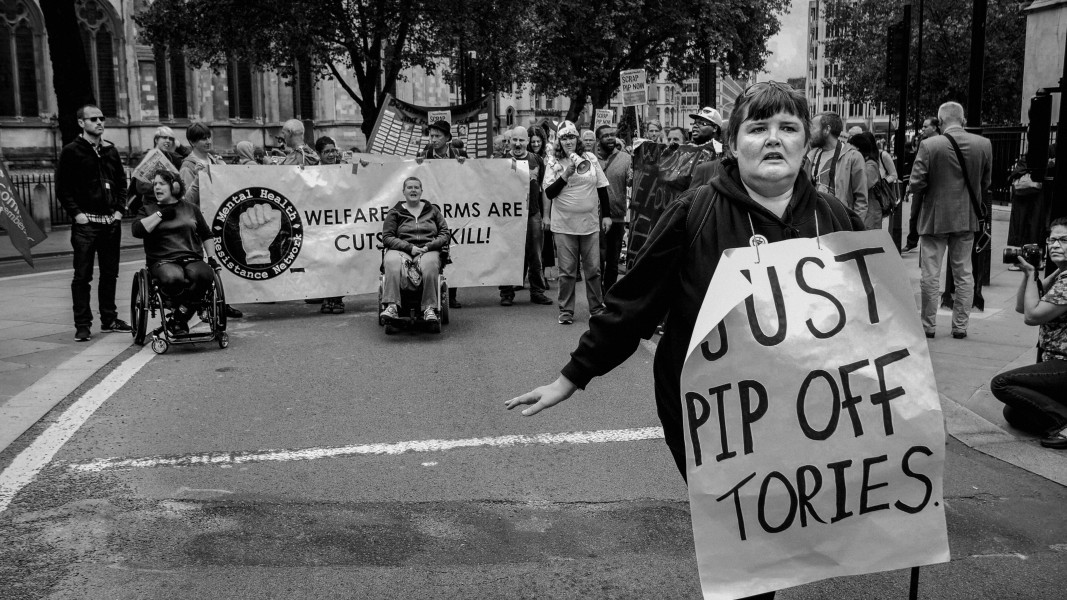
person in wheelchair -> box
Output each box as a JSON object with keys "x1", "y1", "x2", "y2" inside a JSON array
[
  {"x1": 380, "y1": 176, "x2": 449, "y2": 324},
  {"x1": 131, "y1": 169, "x2": 215, "y2": 335}
]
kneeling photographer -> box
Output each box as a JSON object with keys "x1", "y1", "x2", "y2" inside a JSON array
[{"x1": 991, "y1": 217, "x2": 1067, "y2": 449}]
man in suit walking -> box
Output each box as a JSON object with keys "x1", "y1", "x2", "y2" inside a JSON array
[{"x1": 909, "y1": 101, "x2": 992, "y2": 339}]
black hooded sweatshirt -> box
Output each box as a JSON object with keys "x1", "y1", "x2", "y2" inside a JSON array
[{"x1": 561, "y1": 159, "x2": 866, "y2": 476}]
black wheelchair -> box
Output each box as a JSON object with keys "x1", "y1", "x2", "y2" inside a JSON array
[
  {"x1": 130, "y1": 260, "x2": 229, "y2": 354},
  {"x1": 377, "y1": 248, "x2": 450, "y2": 335}
]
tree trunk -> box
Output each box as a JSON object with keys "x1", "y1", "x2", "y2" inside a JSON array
[
  {"x1": 41, "y1": 0, "x2": 95, "y2": 146},
  {"x1": 566, "y1": 93, "x2": 587, "y2": 124}
]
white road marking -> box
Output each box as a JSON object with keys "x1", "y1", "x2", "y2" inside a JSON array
[
  {"x1": 0, "y1": 346, "x2": 156, "y2": 514},
  {"x1": 66, "y1": 426, "x2": 666, "y2": 473}
]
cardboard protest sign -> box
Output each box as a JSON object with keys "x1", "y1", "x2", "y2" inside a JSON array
[
  {"x1": 199, "y1": 160, "x2": 527, "y2": 303},
  {"x1": 131, "y1": 148, "x2": 179, "y2": 182},
  {"x1": 0, "y1": 161, "x2": 46, "y2": 266},
  {"x1": 594, "y1": 109, "x2": 615, "y2": 128},
  {"x1": 367, "y1": 93, "x2": 492, "y2": 158},
  {"x1": 680, "y1": 231, "x2": 949, "y2": 600},
  {"x1": 620, "y1": 69, "x2": 647, "y2": 107},
  {"x1": 626, "y1": 142, "x2": 717, "y2": 269}
]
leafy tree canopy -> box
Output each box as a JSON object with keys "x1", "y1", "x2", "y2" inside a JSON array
[
  {"x1": 135, "y1": 0, "x2": 531, "y2": 137},
  {"x1": 528, "y1": 0, "x2": 790, "y2": 122},
  {"x1": 824, "y1": 0, "x2": 1027, "y2": 127}
]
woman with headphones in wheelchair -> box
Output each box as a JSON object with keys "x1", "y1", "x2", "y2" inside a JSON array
[
  {"x1": 131, "y1": 169, "x2": 215, "y2": 335},
  {"x1": 380, "y1": 176, "x2": 450, "y2": 324}
]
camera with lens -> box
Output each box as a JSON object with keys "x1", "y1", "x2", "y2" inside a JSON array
[{"x1": 1003, "y1": 243, "x2": 1043, "y2": 268}]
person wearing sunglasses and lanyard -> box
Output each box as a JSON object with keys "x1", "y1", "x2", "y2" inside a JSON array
[
  {"x1": 991, "y1": 217, "x2": 1067, "y2": 450},
  {"x1": 56, "y1": 104, "x2": 132, "y2": 342}
]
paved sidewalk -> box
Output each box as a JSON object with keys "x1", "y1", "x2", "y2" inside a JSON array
[{"x1": 0, "y1": 208, "x2": 1064, "y2": 485}]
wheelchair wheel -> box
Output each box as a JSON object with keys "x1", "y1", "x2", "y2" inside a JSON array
[
  {"x1": 440, "y1": 281, "x2": 450, "y2": 325},
  {"x1": 211, "y1": 270, "x2": 227, "y2": 332},
  {"x1": 377, "y1": 276, "x2": 385, "y2": 326},
  {"x1": 151, "y1": 336, "x2": 169, "y2": 355},
  {"x1": 130, "y1": 270, "x2": 149, "y2": 346},
  {"x1": 217, "y1": 332, "x2": 229, "y2": 349}
]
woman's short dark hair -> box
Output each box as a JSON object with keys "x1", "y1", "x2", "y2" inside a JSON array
[
  {"x1": 151, "y1": 168, "x2": 185, "y2": 200},
  {"x1": 186, "y1": 122, "x2": 212, "y2": 144},
  {"x1": 314, "y1": 136, "x2": 336, "y2": 154},
  {"x1": 850, "y1": 131, "x2": 879, "y2": 162},
  {"x1": 725, "y1": 81, "x2": 810, "y2": 148}
]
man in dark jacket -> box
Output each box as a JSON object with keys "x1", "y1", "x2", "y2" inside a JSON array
[
  {"x1": 419, "y1": 120, "x2": 467, "y2": 308},
  {"x1": 56, "y1": 104, "x2": 131, "y2": 341}
]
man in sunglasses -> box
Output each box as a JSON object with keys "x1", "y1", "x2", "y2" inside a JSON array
[{"x1": 56, "y1": 104, "x2": 132, "y2": 341}]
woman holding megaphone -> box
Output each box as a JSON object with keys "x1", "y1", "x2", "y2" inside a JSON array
[{"x1": 543, "y1": 120, "x2": 612, "y2": 325}]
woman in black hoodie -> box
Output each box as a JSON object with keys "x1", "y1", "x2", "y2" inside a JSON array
[{"x1": 506, "y1": 81, "x2": 863, "y2": 600}]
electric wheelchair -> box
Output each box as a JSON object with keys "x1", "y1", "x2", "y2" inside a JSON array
[
  {"x1": 130, "y1": 259, "x2": 229, "y2": 354},
  {"x1": 377, "y1": 247, "x2": 450, "y2": 335}
]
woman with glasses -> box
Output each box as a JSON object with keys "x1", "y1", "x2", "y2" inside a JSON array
[
  {"x1": 991, "y1": 217, "x2": 1067, "y2": 450},
  {"x1": 507, "y1": 83, "x2": 864, "y2": 599},
  {"x1": 542, "y1": 120, "x2": 612, "y2": 325}
]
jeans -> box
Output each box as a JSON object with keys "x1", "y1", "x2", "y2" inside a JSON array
[
  {"x1": 71, "y1": 222, "x2": 121, "y2": 328},
  {"x1": 991, "y1": 359, "x2": 1067, "y2": 436},
  {"x1": 919, "y1": 232, "x2": 973, "y2": 334},
  {"x1": 500, "y1": 212, "x2": 547, "y2": 299},
  {"x1": 555, "y1": 232, "x2": 604, "y2": 317},
  {"x1": 150, "y1": 260, "x2": 214, "y2": 306},
  {"x1": 599, "y1": 221, "x2": 626, "y2": 293},
  {"x1": 383, "y1": 250, "x2": 441, "y2": 310}
]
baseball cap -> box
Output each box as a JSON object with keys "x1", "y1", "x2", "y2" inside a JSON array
[{"x1": 689, "y1": 107, "x2": 723, "y2": 128}]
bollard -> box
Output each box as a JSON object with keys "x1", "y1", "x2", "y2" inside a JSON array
[{"x1": 31, "y1": 183, "x2": 50, "y2": 233}]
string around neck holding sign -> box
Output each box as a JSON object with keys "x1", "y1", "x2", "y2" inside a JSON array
[{"x1": 747, "y1": 214, "x2": 768, "y2": 263}]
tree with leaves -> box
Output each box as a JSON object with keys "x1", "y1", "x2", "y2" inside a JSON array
[
  {"x1": 526, "y1": 0, "x2": 789, "y2": 123},
  {"x1": 824, "y1": 0, "x2": 1027, "y2": 127},
  {"x1": 41, "y1": 1, "x2": 96, "y2": 145},
  {"x1": 135, "y1": 0, "x2": 532, "y2": 138}
]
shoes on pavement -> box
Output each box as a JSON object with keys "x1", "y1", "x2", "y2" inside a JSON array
[
  {"x1": 901, "y1": 243, "x2": 917, "y2": 253},
  {"x1": 381, "y1": 304, "x2": 399, "y2": 321},
  {"x1": 558, "y1": 313, "x2": 573, "y2": 325},
  {"x1": 166, "y1": 317, "x2": 189, "y2": 335},
  {"x1": 925, "y1": 330, "x2": 935, "y2": 339},
  {"x1": 952, "y1": 330, "x2": 967, "y2": 339},
  {"x1": 74, "y1": 326, "x2": 92, "y2": 342},
  {"x1": 530, "y1": 294, "x2": 553, "y2": 305},
  {"x1": 423, "y1": 307, "x2": 439, "y2": 322},
  {"x1": 448, "y1": 298, "x2": 463, "y2": 309},
  {"x1": 225, "y1": 305, "x2": 243, "y2": 318},
  {"x1": 500, "y1": 297, "x2": 514, "y2": 306},
  {"x1": 1040, "y1": 431, "x2": 1067, "y2": 450},
  {"x1": 320, "y1": 297, "x2": 345, "y2": 314},
  {"x1": 101, "y1": 319, "x2": 131, "y2": 332}
]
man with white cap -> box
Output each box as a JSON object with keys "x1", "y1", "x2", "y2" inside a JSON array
[
  {"x1": 689, "y1": 106, "x2": 724, "y2": 155},
  {"x1": 499, "y1": 125, "x2": 553, "y2": 306}
]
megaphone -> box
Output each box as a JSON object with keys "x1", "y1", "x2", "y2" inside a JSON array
[{"x1": 569, "y1": 152, "x2": 591, "y2": 175}]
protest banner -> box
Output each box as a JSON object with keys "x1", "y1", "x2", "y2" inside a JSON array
[
  {"x1": 131, "y1": 148, "x2": 179, "y2": 182},
  {"x1": 620, "y1": 69, "x2": 647, "y2": 107},
  {"x1": 625, "y1": 142, "x2": 717, "y2": 269},
  {"x1": 594, "y1": 109, "x2": 614, "y2": 128},
  {"x1": 680, "y1": 231, "x2": 950, "y2": 599},
  {"x1": 0, "y1": 161, "x2": 46, "y2": 266},
  {"x1": 199, "y1": 160, "x2": 527, "y2": 303},
  {"x1": 367, "y1": 93, "x2": 493, "y2": 158}
]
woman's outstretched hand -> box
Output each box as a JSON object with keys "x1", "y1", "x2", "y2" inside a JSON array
[{"x1": 505, "y1": 376, "x2": 578, "y2": 416}]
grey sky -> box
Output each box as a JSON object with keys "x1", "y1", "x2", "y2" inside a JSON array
[{"x1": 758, "y1": 0, "x2": 809, "y2": 83}]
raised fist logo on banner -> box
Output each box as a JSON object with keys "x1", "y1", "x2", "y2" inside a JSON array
[
  {"x1": 239, "y1": 204, "x2": 283, "y2": 265},
  {"x1": 211, "y1": 187, "x2": 303, "y2": 281}
]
